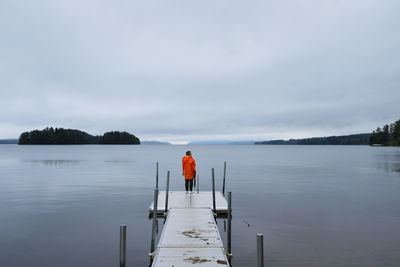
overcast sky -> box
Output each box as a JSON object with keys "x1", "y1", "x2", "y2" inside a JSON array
[{"x1": 0, "y1": 0, "x2": 399, "y2": 143}]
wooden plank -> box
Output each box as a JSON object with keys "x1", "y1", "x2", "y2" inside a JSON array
[{"x1": 149, "y1": 191, "x2": 228, "y2": 214}]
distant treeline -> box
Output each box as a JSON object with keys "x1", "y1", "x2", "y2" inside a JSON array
[
  {"x1": 369, "y1": 119, "x2": 400, "y2": 146},
  {"x1": 18, "y1": 128, "x2": 140, "y2": 145},
  {"x1": 0, "y1": 139, "x2": 18, "y2": 144},
  {"x1": 255, "y1": 133, "x2": 371, "y2": 145}
]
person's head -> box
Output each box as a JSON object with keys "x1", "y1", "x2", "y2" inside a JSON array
[{"x1": 186, "y1": 151, "x2": 192, "y2": 156}]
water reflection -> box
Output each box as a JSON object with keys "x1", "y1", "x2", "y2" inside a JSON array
[
  {"x1": 375, "y1": 149, "x2": 400, "y2": 174},
  {"x1": 104, "y1": 160, "x2": 132, "y2": 163},
  {"x1": 23, "y1": 159, "x2": 82, "y2": 166},
  {"x1": 378, "y1": 161, "x2": 400, "y2": 173}
]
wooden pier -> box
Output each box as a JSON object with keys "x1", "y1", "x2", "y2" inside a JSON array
[{"x1": 149, "y1": 191, "x2": 230, "y2": 267}]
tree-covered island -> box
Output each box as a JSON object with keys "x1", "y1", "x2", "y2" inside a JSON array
[
  {"x1": 18, "y1": 128, "x2": 140, "y2": 145},
  {"x1": 369, "y1": 119, "x2": 400, "y2": 146}
]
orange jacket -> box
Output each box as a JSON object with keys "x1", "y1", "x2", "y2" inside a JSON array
[{"x1": 182, "y1": 156, "x2": 196, "y2": 180}]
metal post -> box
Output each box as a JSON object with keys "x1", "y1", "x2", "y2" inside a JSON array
[
  {"x1": 150, "y1": 188, "x2": 159, "y2": 253},
  {"x1": 227, "y1": 191, "x2": 232, "y2": 255},
  {"x1": 212, "y1": 168, "x2": 216, "y2": 214},
  {"x1": 222, "y1": 161, "x2": 226, "y2": 195},
  {"x1": 156, "y1": 162, "x2": 159, "y2": 189},
  {"x1": 257, "y1": 234, "x2": 264, "y2": 267},
  {"x1": 165, "y1": 171, "x2": 170, "y2": 213},
  {"x1": 120, "y1": 224, "x2": 126, "y2": 267},
  {"x1": 196, "y1": 174, "x2": 199, "y2": 193},
  {"x1": 156, "y1": 218, "x2": 159, "y2": 234}
]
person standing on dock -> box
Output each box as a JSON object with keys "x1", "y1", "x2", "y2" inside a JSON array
[{"x1": 182, "y1": 151, "x2": 196, "y2": 192}]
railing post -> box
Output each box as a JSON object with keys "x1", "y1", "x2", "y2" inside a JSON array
[
  {"x1": 156, "y1": 162, "x2": 159, "y2": 189},
  {"x1": 212, "y1": 168, "x2": 216, "y2": 214},
  {"x1": 120, "y1": 224, "x2": 126, "y2": 267},
  {"x1": 257, "y1": 234, "x2": 264, "y2": 267},
  {"x1": 222, "y1": 161, "x2": 226, "y2": 195},
  {"x1": 227, "y1": 192, "x2": 232, "y2": 256},
  {"x1": 165, "y1": 171, "x2": 170, "y2": 213},
  {"x1": 150, "y1": 188, "x2": 159, "y2": 254},
  {"x1": 196, "y1": 174, "x2": 199, "y2": 193}
]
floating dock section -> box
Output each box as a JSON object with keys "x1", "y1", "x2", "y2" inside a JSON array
[
  {"x1": 150, "y1": 192, "x2": 230, "y2": 266},
  {"x1": 149, "y1": 191, "x2": 228, "y2": 215}
]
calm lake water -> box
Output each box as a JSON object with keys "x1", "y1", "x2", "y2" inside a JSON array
[{"x1": 0, "y1": 145, "x2": 399, "y2": 266}]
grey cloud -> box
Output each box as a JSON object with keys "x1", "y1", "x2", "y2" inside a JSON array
[{"x1": 0, "y1": 0, "x2": 399, "y2": 142}]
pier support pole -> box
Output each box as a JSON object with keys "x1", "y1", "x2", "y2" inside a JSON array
[
  {"x1": 227, "y1": 192, "x2": 232, "y2": 257},
  {"x1": 120, "y1": 224, "x2": 126, "y2": 267},
  {"x1": 257, "y1": 234, "x2": 264, "y2": 267},
  {"x1": 212, "y1": 168, "x2": 216, "y2": 214},
  {"x1": 150, "y1": 188, "x2": 159, "y2": 254},
  {"x1": 165, "y1": 171, "x2": 170, "y2": 213},
  {"x1": 222, "y1": 161, "x2": 226, "y2": 195},
  {"x1": 196, "y1": 174, "x2": 199, "y2": 193},
  {"x1": 156, "y1": 162, "x2": 159, "y2": 189}
]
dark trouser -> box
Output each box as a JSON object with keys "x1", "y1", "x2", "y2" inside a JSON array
[{"x1": 185, "y1": 179, "x2": 193, "y2": 191}]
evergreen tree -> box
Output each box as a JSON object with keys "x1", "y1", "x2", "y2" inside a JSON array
[
  {"x1": 383, "y1": 124, "x2": 390, "y2": 144},
  {"x1": 369, "y1": 120, "x2": 400, "y2": 146},
  {"x1": 393, "y1": 120, "x2": 400, "y2": 145}
]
